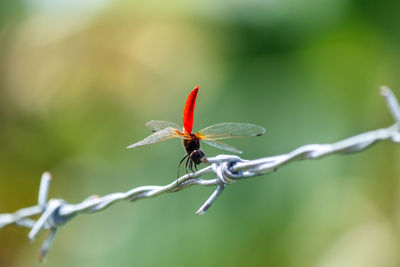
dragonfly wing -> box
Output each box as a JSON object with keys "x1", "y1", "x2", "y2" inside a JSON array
[
  {"x1": 127, "y1": 127, "x2": 182, "y2": 149},
  {"x1": 146, "y1": 120, "x2": 182, "y2": 132},
  {"x1": 202, "y1": 140, "x2": 243, "y2": 154},
  {"x1": 198, "y1": 122, "x2": 265, "y2": 140}
]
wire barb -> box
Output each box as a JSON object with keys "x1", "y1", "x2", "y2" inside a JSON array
[
  {"x1": 38, "y1": 172, "x2": 51, "y2": 208},
  {"x1": 0, "y1": 86, "x2": 399, "y2": 260},
  {"x1": 381, "y1": 85, "x2": 400, "y2": 124},
  {"x1": 196, "y1": 184, "x2": 225, "y2": 215}
]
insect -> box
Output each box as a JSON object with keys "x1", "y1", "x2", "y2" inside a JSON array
[{"x1": 127, "y1": 86, "x2": 265, "y2": 176}]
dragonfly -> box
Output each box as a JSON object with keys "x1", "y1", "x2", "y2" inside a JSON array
[{"x1": 127, "y1": 86, "x2": 265, "y2": 176}]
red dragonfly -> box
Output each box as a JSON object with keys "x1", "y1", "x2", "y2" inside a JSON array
[{"x1": 127, "y1": 86, "x2": 265, "y2": 175}]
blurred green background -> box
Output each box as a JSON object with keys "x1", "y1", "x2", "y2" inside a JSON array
[{"x1": 1, "y1": 0, "x2": 400, "y2": 266}]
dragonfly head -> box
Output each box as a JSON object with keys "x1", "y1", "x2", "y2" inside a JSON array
[{"x1": 190, "y1": 149, "x2": 206, "y2": 165}]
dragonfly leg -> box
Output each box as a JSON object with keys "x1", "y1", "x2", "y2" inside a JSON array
[
  {"x1": 177, "y1": 154, "x2": 188, "y2": 178},
  {"x1": 191, "y1": 160, "x2": 197, "y2": 174},
  {"x1": 187, "y1": 152, "x2": 197, "y2": 174},
  {"x1": 188, "y1": 159, "x2": 194, "y2": 173},
  {"x1": 184, "y1": 156, "x2": 190, "y2": 175}
]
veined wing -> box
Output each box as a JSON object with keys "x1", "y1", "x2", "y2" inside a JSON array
[
  {"x1": 202, "y1": 139, "x2": 243, "y2": 154},
  {"x1": 197, "y1": 122, "x2": 265, "y2": 140},
  {"x1": 127, "y1": 127, "x2": 184, "y2": 149},
  {"x1": 146, "y1": 120, "x2": 182, "y2": 133}
]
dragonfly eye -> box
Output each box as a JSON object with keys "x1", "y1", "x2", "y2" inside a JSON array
[{"x1": 190, "y1": 149, "x2": 206, "y2": 165}]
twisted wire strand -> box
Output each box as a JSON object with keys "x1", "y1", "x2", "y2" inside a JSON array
[{"x1": 0, "y1": 86, "x2": 399, "y2": 261}]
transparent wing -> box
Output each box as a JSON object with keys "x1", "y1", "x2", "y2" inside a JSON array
[
  {"x1": 198, "y1": 122, "x2": 265, "y2": 140},
  {"x1": 145, "y1": 120, "x2": 182, "y2": 133},
  {"x1": 202, "y1": 140, "x2": 243, "y2": 154},
  {"x1": 127, "y1": 127, "x2": 184, "y2": 149}
]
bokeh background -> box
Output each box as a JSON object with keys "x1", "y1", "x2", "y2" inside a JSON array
[{"x1": 1, "y1": 0, "x2": 400, "y2": 266}]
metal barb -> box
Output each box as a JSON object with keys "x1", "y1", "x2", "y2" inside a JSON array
[
  {"x1": 381, "y1": 86, "x2": 400, "y2": 124},
  {"x1": 196, "y1": 184, "x2": 225, "y2": 215},
  {"x1": 39, "y1": 227, "x2": 58, "y2": 262},
  {"x1": 38, "y1": 172, "x2": 51, "y2": 208},
  {"x1": 0, "y1": 86, "x2": 399, "y2": 261}
]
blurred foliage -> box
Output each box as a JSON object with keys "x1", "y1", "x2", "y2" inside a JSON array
[{"x1": 0, "y1": 0, "x2": 400, "y2": 266}]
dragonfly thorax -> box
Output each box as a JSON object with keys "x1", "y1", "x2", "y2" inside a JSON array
[
  {"x1": 183, "y1": 134, "x2": 205, "y2": 165},
  {"x1": 183, "y1": 134, "x2": 200, "y2": 154}
]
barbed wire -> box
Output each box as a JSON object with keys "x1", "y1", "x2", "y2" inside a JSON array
[{"x1": 0, "y1": 86, "x2": 399, "y2": 261}]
